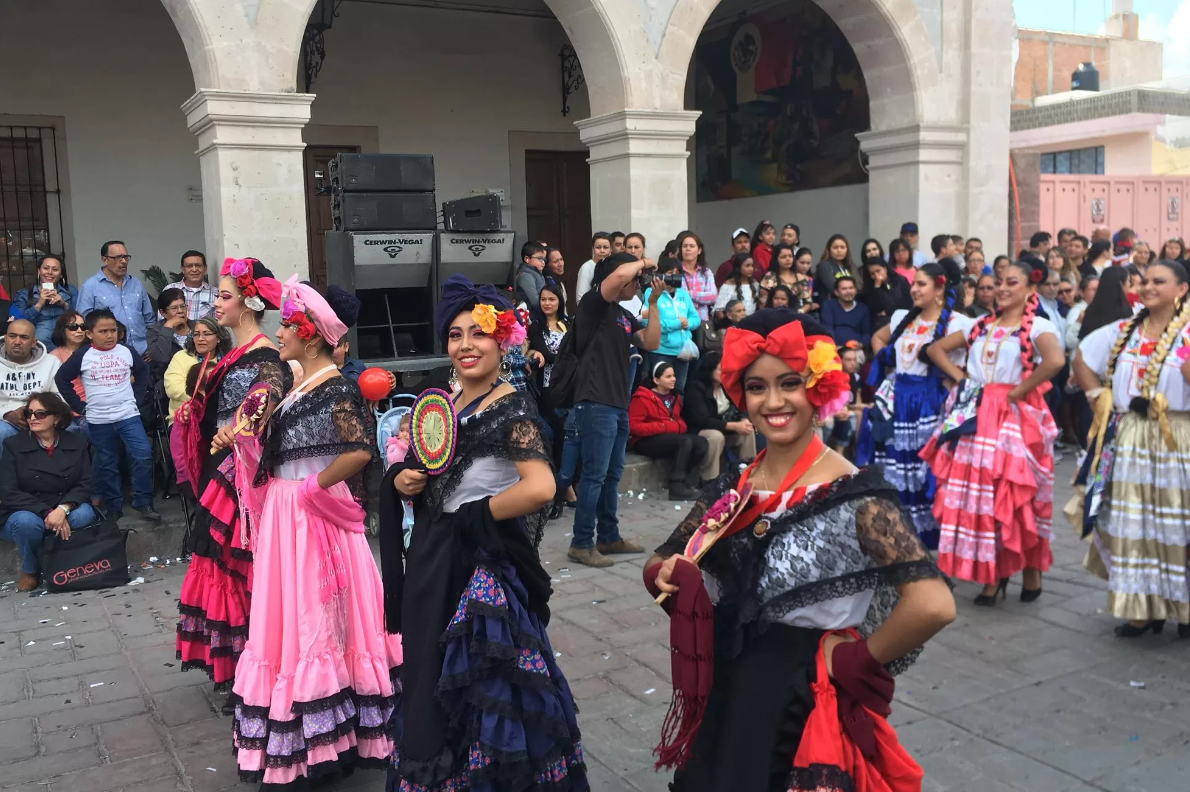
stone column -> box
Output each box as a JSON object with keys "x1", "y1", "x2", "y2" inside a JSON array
[
  {"x1": 576, "y1": 109, "x2": 701, "y2": 256},
  {"x1": 182, "y1": 89, "x2": 315, "y2": 284},
  {"x1": 857, "y1": 124, "x2": 969, "y2": 247}
]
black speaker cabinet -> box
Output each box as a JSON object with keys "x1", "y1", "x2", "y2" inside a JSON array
[
  {"x1": 332, "y1": 192, "x2": 437, "y2": 232},
  {"x1": 442, "y1": 194, "x2": 501, "y2": 232},
  {"x1": 328, "y1": 153, "x2": 435, "y2": 193}
]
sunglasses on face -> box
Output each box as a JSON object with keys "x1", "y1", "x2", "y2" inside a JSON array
[
  {"x1": 64, "y1": 322, "x2": 84, "y2": 331},
  {"x1": 24, "y1": 409, "x2": 52, "y2": 420}
]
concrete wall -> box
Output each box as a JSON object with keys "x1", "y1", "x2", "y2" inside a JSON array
[
  {"x1": 1013, "y1": 28, "x2": 1162, "y2": 109},
  {"x1": 0, "y1": 0, "x2": 201, "y2": 284},
  {"x1": 0, "y1": 0, "x2": 587, "y2": 284}
]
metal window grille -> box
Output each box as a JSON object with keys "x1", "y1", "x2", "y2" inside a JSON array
[{"x1": 0, "y1": 126, "x2": 65, "y2": 297}]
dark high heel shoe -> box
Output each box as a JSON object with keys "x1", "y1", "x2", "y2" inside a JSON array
[
  {"x1": 1179, "y1": 623, "x2": 1190, "y2": 639},
  {"x1": 1113, "y1": 620, "x2": 1164, "y2": 638},
  {"x1": 1020, "y1": 587, "x2": 1043, "y2": 603},
  {"x1": 974, "y1": 578, "x2": 1009, "y2": 607}
]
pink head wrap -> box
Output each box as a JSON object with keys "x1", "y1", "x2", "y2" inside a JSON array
[
  {"x1": 220, "y1": 257, "x2": 283, "y2": 310},
  {"x1": 279, "y1": 275, "x2": 349, "y2": 347}
]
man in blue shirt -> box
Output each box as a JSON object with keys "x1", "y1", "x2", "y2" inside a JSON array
[
  {"x1": 821, "y1": 277, "x2": 871, "y2": 349},
  {"x1": 76, "y1": 241, "x2": 156, "y2": 355}
]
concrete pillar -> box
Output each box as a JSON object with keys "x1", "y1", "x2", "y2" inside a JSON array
[
  {"x1": 962, "y1": 0, "x2": 1013, "y2": 254},
  {"x1": 182, "y1": 89, "x2": 315, "y2": 284},
  {"x1": 857, "y1": 124, "x2": 968, "y2": 246},
  {"x1": 575, "y1": 109, "x2": 700, "y2": 255}
]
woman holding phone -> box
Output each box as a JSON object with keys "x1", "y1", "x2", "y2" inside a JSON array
[{"x1": 12, "y1": 255, "x2": 77, "y2": 351}]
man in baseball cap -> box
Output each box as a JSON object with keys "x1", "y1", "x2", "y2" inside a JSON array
[
  {"x1": 898, "y1": 222, "x2": 928, "y2": 268},
  {"x1": 717, "y1": 228, "x2": 753, "y2": 286}
]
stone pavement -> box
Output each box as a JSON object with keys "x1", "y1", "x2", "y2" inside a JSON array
[{"x1": 1, "y1": 458, "x2": 1188, "y2": 792}]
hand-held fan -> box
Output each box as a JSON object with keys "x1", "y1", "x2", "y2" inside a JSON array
[
  {"x1": 212, "y1": 383, "x2": 272, "y2": 455},
  {"x1": 654, "y1": 483, "x2": 753, "y2": 606},
  {"x1": 409, "y1": 388, "x2": 458, "y2": 474}
]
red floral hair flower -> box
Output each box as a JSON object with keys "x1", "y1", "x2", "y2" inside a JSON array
[
  {"x1": 1029, "y1": 267, "x2": 1043, "y2": 284},
  {"x1": 933, "y1": 274, "x2": 946, "y2": 289},
  {"x1": 805, "y1": 368, "x2": 850, "y2": 409},
  {"x1": 286, "y1": 311, "x2": 318, "y2": 340}
]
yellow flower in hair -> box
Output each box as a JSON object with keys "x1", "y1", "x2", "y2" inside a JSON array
[
  {"x1": 805, "y1": 340, "x2": 842, "y2": 389},
  {"x1": 471, "y1": 304, "x2": 498, "y2": 334}
]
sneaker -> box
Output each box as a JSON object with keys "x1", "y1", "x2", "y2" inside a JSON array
[
  {"x1": 596, "y1": 539, "x2": 645, "y2": 555},
  {"x1": 567, "y1": 546, "x2": 614, "y2": 568},
  {"x1": 668, "y1": 483, "x2": 702, "y2": 501},
  {"x1": 133, "y1": 505, "x2": 162, "y2": 522}
]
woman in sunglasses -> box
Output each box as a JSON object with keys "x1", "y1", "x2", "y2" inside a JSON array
[
  {"x1": 0, "y1": 392, "x2": 96, "y2": 591},
  {"x1": 49, "y1": 312, "x2": 87, "y2": 426}
]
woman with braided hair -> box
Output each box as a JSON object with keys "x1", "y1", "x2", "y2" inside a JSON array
[
  {"x1": 1073, "y1": 259, "x2": 1190, "y2": 639},
  {"x1": 921, "y1": 258, "x2": 1065, "y2": 605},
  {"x1": 861, "y1": 258, "x2": 972, "y2": 548}
]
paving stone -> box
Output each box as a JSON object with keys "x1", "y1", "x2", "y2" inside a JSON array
[
  {"x1": 47, "y1": 752, "x2": 177, "y2": 792},
  {"x1": 0, "y1": 747, "x2": 100, "y2": 785},
  {"x1": 40, "y1": 725, "x2": 98, "y2": 755},
  {"x1": 605, "y1": 664, "x2": 668, "y2": 706},
  {"x1": 153, "y1": 685, "x2": 216, "y2": 727},
  {"x1": 99, "y1": 714, "x2": 166, "y2": 761},
  {"x1": 175, "y1": 742, "x2": 241, "y2": 792},
  {"x1": 166, "y1": 714, "x2": 230, "y2": 746},
  {"x1": 26, "y1": 655, "x2": 125, "y2": 683},
  {"x1": 0, "y1": 719, "x2": 37, "y2": 762},
  {"x1": 39, "y1": 698, "x2": 148, "y2": 733},
  {"x1": 0, "y1": 671, "x2": 28, "y2": 706}
]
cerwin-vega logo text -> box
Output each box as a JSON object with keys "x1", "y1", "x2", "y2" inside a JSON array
[{"x1": 53, "y1": 559, "x2": 112, "y2": 587}]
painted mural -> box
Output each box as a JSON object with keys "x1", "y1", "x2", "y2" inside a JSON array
[{"x1": 693, "y1": 1, "x2": 871, "y2": 202}]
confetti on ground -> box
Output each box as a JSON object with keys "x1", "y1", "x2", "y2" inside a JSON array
[
  {"x1": 53, "y1": 642, "x2": 66, "y2": 646},
  {"x1": 24, "y1": 641, "x2": 34, "y2": 646},
  {"x1": 55, "y1": 622, "x2": 64, "y2": 626},
  {"x1": 554, "y1": 652, "x2": 562, "y2": 658},
  {"x1": 149, "y1": 556, "x2": 158, "y2": 562},
  {"x1": 601, "y1": 652, "x2": 612, "y2": 660},
  {"x1": 127, "y1": 577, "x2": 145, "y2": 586},
  {"x1": 1130, "y1": 681, "x2": 1146, "y2": 688},
  {"x1": 89, "y1": 682, "x2": 104, "y2": 688},
  {"x1": 60, "y1": 606, "x2": 68, "y2": 610},
  {"x1": 591, "y1": 600, "x2": 606, "y2": 605},
  {"x1": 205, "y1": 767, "x2": 218, "y2": 772},
  {"x1": 39, "y1": 619, "x2": 49, "y2": 624},
  {"x1": 644, "y1": 688, "x2": 656, "y2": 695}
]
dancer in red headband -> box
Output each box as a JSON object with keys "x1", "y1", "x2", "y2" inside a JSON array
[
  {"x1": 175, "y1": 258, "x2": 290, "y2": 705},
  {"x1": 643, "y1": 310, "x2": 955, "y2": 792},
  {"x1": 920, "y1": 256, "x2": 1064, "y2": 606}
]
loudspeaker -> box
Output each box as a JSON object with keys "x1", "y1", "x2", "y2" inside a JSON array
[
  {"x1": 442, "y1": 194, "x2": 501, "y2": 232},
  {"x1": 333, "y1": 192, "x2": 437, "y2": 231},
  {"x1": 329, "y1": 153, "x2": 435, "y2": 193}
]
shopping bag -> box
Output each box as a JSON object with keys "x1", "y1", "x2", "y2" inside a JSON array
[{"x1": 43, "y1": 515, "x2": 131, "y2": 592}]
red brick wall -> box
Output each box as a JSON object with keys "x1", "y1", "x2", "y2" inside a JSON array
[{"x1": 1014, "y1": 32, "x2": 1109, "y2": 108}]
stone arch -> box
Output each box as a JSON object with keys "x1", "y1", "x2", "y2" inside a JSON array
[
  {"x1": 656, "y1": 0, "x2": 944, "y2": 130},
  {"x1": 540, "y1": 0, "x2": 637, "y2": 116}
]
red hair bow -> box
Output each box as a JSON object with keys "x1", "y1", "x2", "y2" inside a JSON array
[{"x1": 719, "y1": 321, "x2": 809, "y2": 407}]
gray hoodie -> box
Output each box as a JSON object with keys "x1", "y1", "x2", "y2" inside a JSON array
[{"x1": 0, "y1": 340, "x2": 61, "y2": 419}]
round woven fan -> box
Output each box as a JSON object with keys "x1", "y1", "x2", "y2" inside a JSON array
[{"x1": 409, "y1": 388, "x2": 458, "y2": 474}]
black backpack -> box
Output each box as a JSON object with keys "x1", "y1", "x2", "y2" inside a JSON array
[{"x1": 545, "y1": 311, "x2": 605, "y2": 410}]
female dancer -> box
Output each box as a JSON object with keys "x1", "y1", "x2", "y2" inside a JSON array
[
  {"x1": 864, "y1": 259, "x2": 971, "y2": 548},
  {"x1": 1073, "y1": 259, "x2": 1190, "y2": 638},
  {"x1": 922, "y1": 257, "x2": 1064, "y2": 604},
  {"x1": 381, "y1": 275, "x2": 587, "y2": 792},
  {"x1": 176, "y1": 258, "x2": 290, "y2": 697},
  {"x1": 224, "y1": 278, "x2": 401, "y2": 786},
  {"x1": 644, "y1": 311, "x2": 954, "y2": 792}
]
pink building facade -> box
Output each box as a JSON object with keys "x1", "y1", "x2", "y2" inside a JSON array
[{"x1": 1040, "y1": 175, "x2": 1190, "y2": 244}]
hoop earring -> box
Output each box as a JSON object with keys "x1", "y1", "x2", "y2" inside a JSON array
[
  {"x1": 238, "y1": 311, "x2": 251, "y2": 333},
  {"x1": 304, "y1": 343, "x2": 318, "y2": 360},
  {"x1": 448, "y1": 367, "x2": 459, "y2": 392}
]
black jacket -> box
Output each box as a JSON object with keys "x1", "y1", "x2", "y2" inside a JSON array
[
  {"x1": 0, "y1": 431, "x2": 93, "y2": 523},
  {"x1": 683, "y1": 376, "x2": 730, "y2": 434}
]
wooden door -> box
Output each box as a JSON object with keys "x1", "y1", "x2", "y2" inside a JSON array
[
  {"x1": 303, "y1": 144, "x2": 360, "y2": 291},
  {"x1": 525, "y1": 150, "x2": 591, "y2": 311}
]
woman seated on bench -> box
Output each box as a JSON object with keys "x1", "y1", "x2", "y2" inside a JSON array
[
  {"x1": 0, "y1": 392, "x2": 96, "y2": 591},
  {"x1": 628, "y1": 360, "x2": 711, "y2": 501}
]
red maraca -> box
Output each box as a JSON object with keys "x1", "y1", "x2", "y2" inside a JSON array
[{"x1": 358, "y1": 367, "x2": 394, "y2": 401}]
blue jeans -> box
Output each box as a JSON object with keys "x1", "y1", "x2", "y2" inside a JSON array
[
  {"x1": 0, "y1": 419, "x2": 19, "y2": 446},
  {"x1": 89, "y1": 417, "x2": 154, "y2": 512},
  {"x1": 2, "y1": 504, "x2": 98, "y2": 575},
  {"x1": 571, "y1": 402, "x2": 628, "y2": 549},
  {"x1": 557, "y1": 410, "x2": 579, "y2": 489}
]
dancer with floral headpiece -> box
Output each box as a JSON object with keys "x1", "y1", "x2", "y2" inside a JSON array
[
  {"x1": 1073, "y1": 258, "x2": 1190, "y2": 639},
  {"x1": 644, "y1": 310, "x2": 954, "y2": 792},
  {"x1": 223, "y1": 276, "x2": 401, "y2": 787},
  {"x1": 862, "y1": 257, "x2": 972, "y2": 548},
  {"x1": 175, "y1": 258, "x2": 291, "y2": 701},
  {"x1": 921, "y1": 257, "x2": 1065, "y2": 606},
  {"x1": 380, "y1": 274, "x2": 587, "y2": 792}
]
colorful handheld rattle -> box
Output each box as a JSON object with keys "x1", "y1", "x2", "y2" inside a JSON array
[
  {"x1": 211, "y1": 383, "x2": 271, "y2": 455},
  {"x1": 408, "y1": 388, "x2": 458, "y2": 474},
  {"x1": 654, "y1": 483, "x2": 753, "y2": 606}
]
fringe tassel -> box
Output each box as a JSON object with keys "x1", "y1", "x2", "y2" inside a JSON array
[{"x1": 654, "y1": 690, "x2": 707, "y2": 770}]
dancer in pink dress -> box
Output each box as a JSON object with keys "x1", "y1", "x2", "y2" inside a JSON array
[{"x1": 222, "y1": 278, "x2": 401, "y2": 789}]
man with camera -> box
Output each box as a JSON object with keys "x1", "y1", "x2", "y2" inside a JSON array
[{"x1": 567, "y1": 252, "x2": 663, "y2": 568}]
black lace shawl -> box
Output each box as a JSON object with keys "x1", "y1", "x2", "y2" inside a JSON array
[
  {"x1": 207, "y1": 347, "x2": 292, "y2": 432},
  {"x1": 422, "y1": 390, "x2": 553, "y2": 546},
  {"x1": 255, "y1": 377, "x2": 377, "y2": 502},
  {"x1": 656, "y1": 467, "x2": 944, "y2": 675}
]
